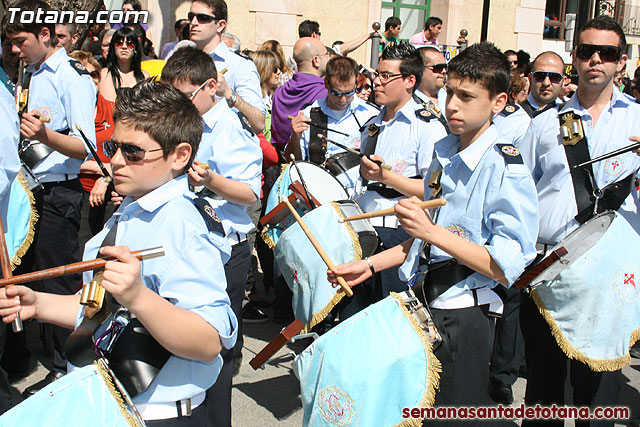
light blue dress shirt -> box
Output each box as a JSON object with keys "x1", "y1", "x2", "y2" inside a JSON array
[
  {"x1": 198, "y1": 100, "x2": 263, "y2": 236},
  {"x1": 356, "y1": 98, "x2": 448, "y2": 216},
  {"x1": 0, "y1": 85, "x2": 20, "y2": 230},
  {"x1": 76, "y1": 175, "x2": 236, "y2": 404},
  {"x1": 519, "y1": 88, "x2": 640, "y2": 244},
  {"x1": 492, "y1": 103, "x2": 531, "y2": 147},
  {"x1": 299, "y1": 96, "x2": 378, "y2": 193},
  {"x1": 209, "y1": 42, "x2": 267, "y2": 115},
  {"x1": 26, "y1": 48, "x2": 96, "y2": 176},
  {"x1": 399, "y1": 125, "x2": 539, "y2": 308}
]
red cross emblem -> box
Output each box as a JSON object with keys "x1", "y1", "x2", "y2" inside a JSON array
[
  {"x1": 624, "y1": 273, "x2": 636, "y2": 289},
  {"x1": 612, "y1": 160, "x2": 620, "y2": 171},
  {"x1": 291, "y1": 268, "x2": 299, "y2": 283}
]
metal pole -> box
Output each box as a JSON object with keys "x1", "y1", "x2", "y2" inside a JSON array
[
  {"x1": 480, "y1": 0, "x2": 490, "y2": 41},
  {"x1": 370, "y1": 22, "x2": 381, "y2": 70}
]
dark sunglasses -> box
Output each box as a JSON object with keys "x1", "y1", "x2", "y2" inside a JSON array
[
  {"x1": 531, "y1": 71, "x2": 564, "y2": 84},
  {"x1": 103, "y1": 140, "x2": 163, "y2": 162},
  {"x1": 89, "y1": 70, "x2": 101, "y2": 79},
  {"x1": 356, "y1": 84, "x2": 372, "y2": 92},
  {"x1": 115, "y1": 40, "x2": 136, "y2": 49},
  {"x1": 425, "y1": 63, "x2": 447, "y2": 73},
  {"x1": 329, "y1": 87, "x2": 356, "y2": 98},
  {"x1": 575, "y1": 44, "x2": 621, "y2": 62},
  {"x1": 187, "y1": 12, "x2": 218, "y2": 23}
]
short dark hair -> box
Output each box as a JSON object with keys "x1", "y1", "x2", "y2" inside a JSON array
[
  {"x1": 381, "y1": 41, "x2": 423, "y2": 90},
  {"x1": 114, "y1": 79, "x2": 203, "y2": 171},
  {"x1": 579, "y1": 15, "x2": 626, "y2": 52},
  {"x1": 424, "y1": 16, "x2": 443, "y2": 31},
  {"x1": 193, "y1": 0, "x2": 228, "y2": 22},
  {"x1": 175, "y1": 18, "x2": 189, "y2": 31},
  {"x1": 161, "y1": 46, "x2": 218, "y2": 86},
  {"x1": 123, "y1": 0, "x2": 142, "y2": 11},
  {"x1": 447, "y1": 41, "x2": 510, "y2": 97},
  {"x1": 2, "y1": 0, "x2": 57, "y2": 47},
  {"x1": 503, "y1": 49, "x2": 517, "y2": 57},
  {"x1": 299, "y1": 20, "x2": 320, "y2": 38},
  {"x1": 325, "y1": 56, "x2": 359, "y2": 85},
  {"x1": 385, "y1": 17, "x2": 401, "y2": 31}
]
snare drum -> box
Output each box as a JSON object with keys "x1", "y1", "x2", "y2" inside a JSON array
[
  {"x1": 0, "y1": 359, "x2": 144, "y2": 426},
  {"x1": 525, "y1": 212, "x2": 640, "y2": 370},
  {"x1": 324, "y1": 152, "x2": 361, "y2": 197},
  {"x1": 275, "y1": 203, "x2": 378, "y2": 332},
  {"x1": 294, "y1": 291, "x2": 441, "y2": 427}
]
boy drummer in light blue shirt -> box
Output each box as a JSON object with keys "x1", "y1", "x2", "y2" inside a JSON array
[
  {"x1": 0, "y1": 80, "x2": 236, "y2": 424},
  {"x1": 329, "y1": 42, "x2": 538, "y2": 409}
]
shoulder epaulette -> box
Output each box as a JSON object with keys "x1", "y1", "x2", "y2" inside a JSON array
[
  {"x1": 192, "y1": 197, "x2": 225, "y2": 236},
  {"x1": 236, "y1": 111, "x2": 254, "y2": 136},
  {"x1": 233, "y1": 50, "x2": 251, "y2": 61},
  {"x1": 496, "y1": 143, "x2": 524, "y2": 165},
  {"x1": 499, "y1": 103, "x2": 520, "y2": 117},
  {"x1": 69, "y1": 60, "x2": 89, "y2": 76},
  {"x1": 415, "y1": 108, "x2": 438, "y2": 123}
]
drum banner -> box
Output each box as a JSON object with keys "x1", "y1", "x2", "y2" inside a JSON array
[
  {"x1": 275, "y1": 203, "x2": 361, "y2": 334},
  {"x1": 531, "y1": 213, "x2": 640, "y2": 371},
  {"x1": 6, "y1": 172, "x2": 38, "y2": 269},
  {"x1": 0, "y1": 359, "x2": 143, "y2": 426},
  {"x1": 294, "y1": 293, "x2": 441, "y2": 427},
  {"x1": 261, "y1": 163, "x2": 293, "y2": 249}
]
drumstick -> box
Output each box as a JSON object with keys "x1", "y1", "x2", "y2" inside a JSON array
[
  {"x1": 0, "y1": 247, "x2": 165, "y2": 288},
  {"x1": 338, "y1": 198, "x2": 446, "y2": 223},
  {"x1": 0, "y1": 217, "x2": 22, "y2": 332},
  {"x1": 289, "y1": 154, "x2": 316, "y2": 210},
  {"x1": 571, "y1": 141, "x2": 640, "y2": 170},
  {"x1": 220, "y1": 67, "x2": 228, "y2": 75},
  {"x1": 287, "y1": 115, "x2": 350, "y2": 137},
  {"x1": 318, "y1": 134, "x2": 392, "y2": 171},
  {"x1": 193, "y1": 162, "x2": 210, "y2": 170},
  {"x1": 284, "y1": 199, "x2": 353, "y2": 297},
  {"x1": 76, "y1": 124, "x2": 113, "y2": 184}
]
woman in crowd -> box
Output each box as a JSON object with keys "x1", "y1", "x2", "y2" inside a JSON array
[
  {"x1": 260, "y1": 39, "x2": 294, "y2": 86},
  {"x1": 356, "y1": 70, "x2": 374, "y2": 102},
  {"x1": 508, "y1": 69, "x2": 529, "y2": 104},
  {"x1": 97, "y1": 27, "x2": 149, "y2": 102}
]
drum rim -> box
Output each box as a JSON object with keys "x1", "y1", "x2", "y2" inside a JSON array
[{"x1": 288, "y1": 161, "x2": 349, "y2": 201}]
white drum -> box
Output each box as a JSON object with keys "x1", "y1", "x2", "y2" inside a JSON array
[{"x1": 288, "y1": 161, "x2": 348, "y2": 206}]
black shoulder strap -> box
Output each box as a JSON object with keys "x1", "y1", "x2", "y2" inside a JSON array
[
  {"x1": 308, "y1": 107, "x2": 328, "y2": 164},
  {"x1": 69, "y1": 59, "x2": 89, "y2": 75},
  {"x1": 360, "y1": 123, "x2": 380, "y2": 187},
  {"x1": 499, "y1": 103, "x2": 520, "y2": 117},
  {"x1": 192, "y1": 197, "x2": 226, "y2": 236},
  {"x1": 532, "y1": 101, "x2": 557, "y2": 118},
  {"x1": 236, "y1": 111, "x2": 255, "y2": 136},
  {"x1": 413, "y1": 93, "x2": 450, "y2": 134},
  {"x1": 496, "y1": 144, "x2": 524, "y2": 165},
  {"x1": 519, "y1": 99, "x2": 534, "y2": 118}
]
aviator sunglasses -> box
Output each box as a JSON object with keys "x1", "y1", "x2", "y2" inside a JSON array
[
  {"x1": 103, "y1": 140, "x2": 163, "y2": 162},
  {"x1": 531, "y1": 71, "x2": 564, "y2": 84},
  {"x1": 187, "y1": 12, "x2": 218, "y2": 23},
  {"x1": 329, "y1": 87, "x2": 356, "y2": 98},
  {"x1": 115, "y1": 40, "x2": 136, "y2": 49},
  {"x1": 425, "y1": 63, "x2": 448, "y2": 73},
  {"x1": 575, "y1": 44, "x2": 621, "y2": 62}
]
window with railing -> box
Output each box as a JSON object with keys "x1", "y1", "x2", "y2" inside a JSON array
[
  {"x1": 544, "y1": 0, "x2": 579, "y2": 40},
  {"x1": 381, "y1": 0, "x2": 431, "y2": 41},
  {"x1": 621, "y1": 4, "x2": 640, "y2": 36}
]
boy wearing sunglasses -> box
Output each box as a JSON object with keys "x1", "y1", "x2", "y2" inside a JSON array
[
  {"x1": 2, "y1": 0, "x2": 96, "y2": 392},
  {"x1": 284, "y1": 56, "x2": 379, "y2": 195},
  {"x1": 0, "y1": 79, "x2": 237, "y2": 425},
  {"x1": 521, "y1": 51, "x2": 565, "y2": 118},
  {"x1": 519, "y1": 16, "x2": 640, "y2": 422},
  {"x1": 160, "y1": 46, "x2": 261, "y2": 427}
]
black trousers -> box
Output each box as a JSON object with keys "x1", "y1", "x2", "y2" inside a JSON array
[
  {"x1": 0, "y1": 322, "x2": 11, "y2": 414},
  {"x1": 490, "y1": 284, "x2": 524, "y2": 387},
  {"x1": 520, "y1": 294, "x2": 621, "y2": 427},
  {"x1": 206, "y1": 240, "x2": 250, "y2": 427},
  {"x1": 337, "y1": 225, "x2": 411, "y2": 321},
  {"x1": 423, "y1": 305, "x2": 494, "y2": 426}
]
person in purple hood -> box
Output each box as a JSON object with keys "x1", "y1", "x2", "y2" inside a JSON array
[{"x1": 271, "y1": 37, "x2": 329, "y2": 148}]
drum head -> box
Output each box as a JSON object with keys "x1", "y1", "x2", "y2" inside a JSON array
[
  {"x1": 533, "y1": 212, "x2": 615, "y2": 286},
  {"x1": 289, "y1": 162, "x2": 348, "y2": 206}
]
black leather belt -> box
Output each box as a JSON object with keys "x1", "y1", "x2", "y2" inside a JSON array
[
  {"x1": 366, "y1": 182, "x2": 404, "y2": 199},
  {"x1": 414, "y1": 259, "x2": 474, "y2": 305}
]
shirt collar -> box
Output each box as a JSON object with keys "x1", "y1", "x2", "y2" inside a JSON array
[
  {"x1": 131, "y1": 174, "x2": 189, "y2": 214},
  {"x1": 27, "y1": 47, "x2": 66, "y2": 74},
  {"x1": 202, "y1": 100, "x2": 229, "y2": 130},
  {"x1": 376, "y1": 97, "x2": 419, "y2": 126},
  {"x1": 526, "y1": 92, "x2": 541, "y2": 109},
  {"x1": 210, "y1": 41, "x2": 230, "y2": 61},
  {"x1": 564, "y1": 84, "x2": 631, "y2": 116},
  {"x1": 435, "y1": 124, "x2": 499, "y2": 172}
]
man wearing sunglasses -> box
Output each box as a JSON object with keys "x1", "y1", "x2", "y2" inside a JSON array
[
  {"x1": 414, "y1": 47, "x2": 448, "y2": 130},
  {"x1": 284, "y1": 56, "x2": 379, "y2": 195},
  {"x1": 189, "y1": 0, "x2": 266, "y2": 134},
  {"x1": 520, "y1": 16, "x2": 640, "y2": 423},
  {"x1": 2, "y1": 0, "x2": 97, "y2": 394},
  {"x1": 520, "y1": 51, "x2": 565, "y2": 118}
]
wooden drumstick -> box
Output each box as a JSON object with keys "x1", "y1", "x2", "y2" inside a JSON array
[
  {"x1": 318, "y1": 134, "x2": 392, "y2": 171},
  {"x1": 0, "y1": 217, "x2": 22, "y2": 332},
  {"x1": 284, "y1": 199, "x2": 353, "y2": 297},
  {"x1": 338, "y1": 198, "x2": 446, "y2": 223}
]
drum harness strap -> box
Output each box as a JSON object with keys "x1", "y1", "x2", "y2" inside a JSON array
[
  {"x1": 558, "y1": 104, "x2": 637, "y2": 224},
  {"x1": 412, "y1": 92, "x2": 451, "y2": 134},
  {"x1": 308, "y1": 107, "x2": 328, "y2": 165}
]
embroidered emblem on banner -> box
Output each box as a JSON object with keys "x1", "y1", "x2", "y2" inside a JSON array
[
  {"x1": 317, "y1": 386, "x2": 355, "y2": 426},
  {"x1": 604, "y1": 156, "x2": 623, "y2": 178},
  {"x1": 501, "y1": 145, "x2": 520, "y2": 157},
  {"x1": 614, "y1": 266, "x2": 640, "y2": 302},
  {"x1": 446, "y1": 224, "x2": 468, "y2": 240},
  {"x1": 288, "y1": 263, "x2": 308, "y2": 290}
]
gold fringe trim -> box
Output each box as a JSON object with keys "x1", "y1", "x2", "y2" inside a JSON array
[
  {"x1": 11, "y1": 172, "x2": 38, "y2": 270},
  {"x1": 391, "y1": 292, "x2": 441, "y2": 427},
  {"x1": 531, "y1": 290, "x2": 640, "y2": 371},
  {"x1": 297, "y1": 203, "x2": 363, "y2": 334},
  {"x1": 94, "y1": 359, "x2": 144, "y2": 427},
  {"x1": 260, "y1": 226, "x2": 276, "y2": 250}
]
